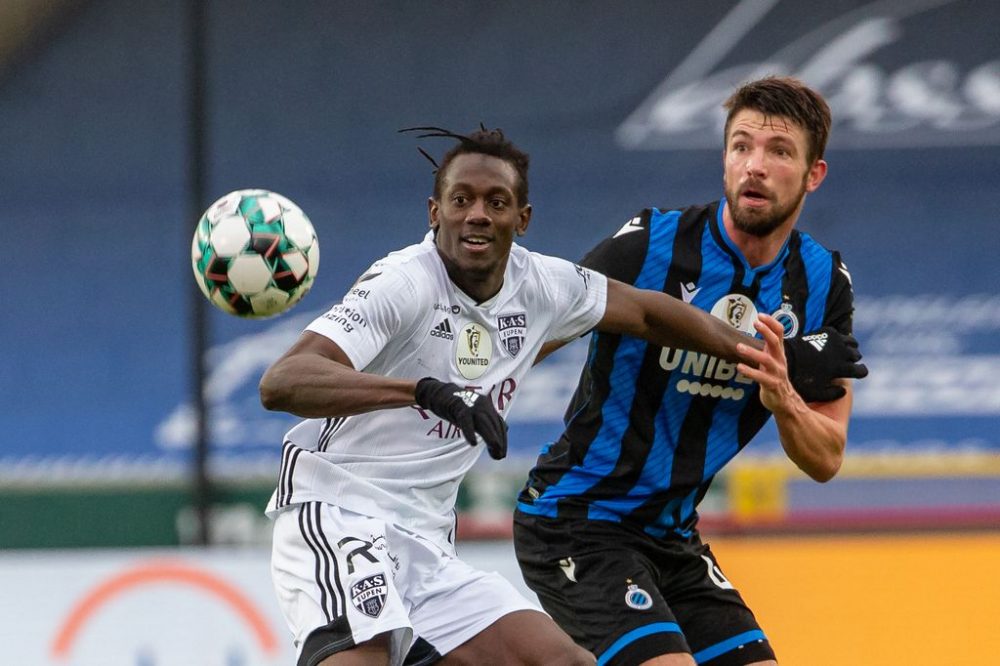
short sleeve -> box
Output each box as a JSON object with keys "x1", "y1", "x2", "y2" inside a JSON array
[
  {"x1": 579, "y1": 209, "x2": 652, "y2": 286},
  {"x1": 541, "y1": 256, "x2": 608, "y2": 341},
  {"x1": 305, "y1": 265, "x2": 420, "y2": 370},
  {"x1": 824, "y1": 252, "x2": 855, "y2": 335}
]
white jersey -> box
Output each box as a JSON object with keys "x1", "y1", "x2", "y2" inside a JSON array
[{"x1": 266, "y1": 233, "x2": 607, "y2": 546}]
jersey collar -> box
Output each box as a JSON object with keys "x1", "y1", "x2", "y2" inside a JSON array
[{"x1": 713, "y1": 198, "x2": 791, "y2": 286}]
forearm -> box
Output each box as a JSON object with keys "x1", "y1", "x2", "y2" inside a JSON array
[
  {"x1": 771, "y1": 390, "x2": 847, "y2": 482},
  {"x1": 259, "y1": 353, "x2": 416, "y2": 418},
  {"x1": 632, "y1": 288, "x2": 761, "y2": 362}
]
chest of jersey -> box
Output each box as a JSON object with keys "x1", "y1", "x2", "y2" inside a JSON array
[{"x1": 407, "y1": 306, "x2": 540, "y2": 412}]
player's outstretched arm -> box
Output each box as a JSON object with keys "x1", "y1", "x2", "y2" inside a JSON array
[
  {"x1": 597, "y1": 279, "x2": 763, "y2": 362},
  {"x1": 737, "y1": 314, "x2": 851, "y2": 482},
  {"x1": 259, "y1": 332, "x2": 507, "y2": 458},
  {"x1": 598, "y1": 279, "x2": 866, "y2": 401},
  {"x1": 259, "y1": 331, "x2": 416, "y2": 418}
]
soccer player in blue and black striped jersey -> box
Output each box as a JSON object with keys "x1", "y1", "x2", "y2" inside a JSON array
[{"x1": 514, "y1": 77, "x2": 863, "y2": 666}]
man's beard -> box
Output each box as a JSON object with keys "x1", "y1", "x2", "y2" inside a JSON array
[{"x1": 726, "y1": 182, "x2": 807, "y2": 238}]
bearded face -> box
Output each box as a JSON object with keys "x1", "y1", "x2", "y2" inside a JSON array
[
  {"x1": 724, "y1": 172, "x2": 809, "y2": 237},
  {"x1": 723, "y1": 109, "x2": 822, "y2": 238}
]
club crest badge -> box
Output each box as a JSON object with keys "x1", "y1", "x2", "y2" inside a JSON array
[
  {"x1": 625, "y1": 583, "x2": 653, "y2": 610},
  {"x1": 771, "y1": 302, "x2": 799, "y2": 338},
  {"x1": 497, "y1": 313, "x2": 527, "y2": 358},
  {"x1": 351, "y1": 574, "x2": 388, "y2": 618}
]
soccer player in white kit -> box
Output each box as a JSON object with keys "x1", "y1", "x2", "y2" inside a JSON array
[{"x1": 258, "y1": 127, "x2": 855, "y2": 666}]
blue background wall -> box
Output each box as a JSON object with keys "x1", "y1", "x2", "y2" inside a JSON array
[{"x1": 1, "y1": 0, "x2": 998, "y2": 477}]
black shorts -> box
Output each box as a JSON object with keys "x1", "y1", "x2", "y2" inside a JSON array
[{"x1": 513, "y1": 511, "x2": 775, "y2": 666}]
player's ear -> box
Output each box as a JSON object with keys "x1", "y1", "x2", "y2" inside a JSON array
[
  {"x1": 805, "y1": 159, "x2": 828, "y2": 193},
  {"x1": 516, "y1": 204, "x2": 531, "y2": 236},
  {"x1": 427, "y1": 197, "x2": 439, "y2": 230}
]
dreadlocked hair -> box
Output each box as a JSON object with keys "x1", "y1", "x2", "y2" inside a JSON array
[{"x1": 399, "y1": 124, "x2": 530, "y2": 206}]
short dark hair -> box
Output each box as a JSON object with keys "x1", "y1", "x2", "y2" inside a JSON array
[
  {"x1": 723, "y1": 76, "x2": 832, "y2": 164},
  {"x1": 400, "y1": 126, "x2": 530, "y2": 206}
]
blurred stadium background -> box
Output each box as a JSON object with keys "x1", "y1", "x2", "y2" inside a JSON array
[{"x1": 1, "y1": 0, "x2": 998, "y2": 663}]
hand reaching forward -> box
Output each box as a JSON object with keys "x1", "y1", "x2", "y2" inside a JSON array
[
  {"x1": 737, "y1": 315, "x2": 868, "y2": 406},
  {"x1": 414, "y1": 378, "x2": 508, "y2": 460},
  {"x1": 735, "y1": 314, "x2": 802, "y2": 412},
  {"x1": 781, "y1": 326, "x2": 868, "y2": 402}
]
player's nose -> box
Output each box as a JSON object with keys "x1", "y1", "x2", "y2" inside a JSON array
[
  {"x1": 745, "y1": 148, "x2": 766, "y2": 176},
  {"x1": 465, "y1": 198, "x2": 491, "y2": 223}
]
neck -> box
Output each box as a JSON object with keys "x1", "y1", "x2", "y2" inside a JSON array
[
  {"x1": 721, "y1": 201, "x2": 799, "y2": 268},
  {"x1": 439, "y1": 255, "x2": 505, "y2": 304}
]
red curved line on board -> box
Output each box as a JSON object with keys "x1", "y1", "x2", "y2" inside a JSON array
[{"x1": 50, "y1": 560, "x2": 279, "y2": 658}]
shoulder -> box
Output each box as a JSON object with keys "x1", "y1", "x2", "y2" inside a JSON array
[
  {"x1": 596, "y1": 201, "x2": 710, "y2": 243},
  {"x1": 793, "y1": 229, "x2": 834, "y2": 256},
  {"x1": 651, "y1": 201, "x2": 715, "y2": 226},
  {"x1": 522, "y1": 246, "x2": 606, "y2": 301},
  {"x1": 517, "y1": 244, "x2": 577, "y2": 280},
  {"x1": 349, "y1": 240, "x2": 440, "y2": 307},
  {"x1": 791, "y1": 229, "x2": 852, "y2": 274}
]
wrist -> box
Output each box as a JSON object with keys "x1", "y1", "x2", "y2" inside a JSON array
[
  {"x1": 414, "y1": 377, "x2": 441, "y2": 407},
  {"x1": 765, "y1": 379, "x2": 807, "y2": 417}
]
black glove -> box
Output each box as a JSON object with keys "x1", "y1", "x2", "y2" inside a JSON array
[
  {"x1": 783, "y1": 328, "x2": 869, "y2": 403},
  {"x1": 414, "y1": 377, "x2": 508, "y2": 460}
]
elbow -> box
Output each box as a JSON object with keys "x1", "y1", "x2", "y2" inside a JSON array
[
  {"x1": 806, "y1": 454, "x2": 843, "y2": 483},
  {"x1": 258, "y1": 368, "x2": 287, "y2": 412}
]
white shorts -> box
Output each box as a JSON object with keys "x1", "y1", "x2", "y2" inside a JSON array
[{"x1": 271, "y1": 502, "x2": 539, "y2": 666}]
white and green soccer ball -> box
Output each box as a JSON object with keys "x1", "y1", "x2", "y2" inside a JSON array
[{"x1": 191, "y1": 189, "x2": 320, "y2": 318}]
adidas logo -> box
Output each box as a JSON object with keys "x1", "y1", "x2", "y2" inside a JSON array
[
  {"x1": 430, "y1": 318, "x2": 454, "y2": 340},
  {"x1": 802, "y1": 332, "x2": 828, "y2": 351}
]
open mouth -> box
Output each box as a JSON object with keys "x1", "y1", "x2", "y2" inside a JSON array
[
  {"x1": 462, "y1": 236, "x2": 492, "y2": 249},
  {"x1": 740, "y1": 186, "x2": 771, "y2": 206}
]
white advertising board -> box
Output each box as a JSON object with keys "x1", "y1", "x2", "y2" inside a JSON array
[
  {"x1": 2, "y1": 548, "x2": 293, "y2": 665},
  {"x1": 1, "y1": 543, "x2": 529, "y2": 665}
]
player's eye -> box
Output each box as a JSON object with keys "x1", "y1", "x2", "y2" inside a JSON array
[
  {"x1": 452, "y1": 194, "x2": 468, "y2": 205},
  {"x1": 490, "y1": 198, "x2": 507, "y2": 210}
]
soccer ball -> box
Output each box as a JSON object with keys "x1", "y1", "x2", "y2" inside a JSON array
[{"x1": 191, "y1": 189, "x2": 320, "y2": 318}]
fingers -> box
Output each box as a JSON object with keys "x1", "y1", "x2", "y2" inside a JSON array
[
  {"x1": 457, "y1": 399, "x2": 507, "y2": 459},
  {"x1": 458, "y1": 416, "x2": 479, "y2": 448},
  {"x1": 736, "y1": 314, "x2": 785, "y2": 369},
  {"x1": 485, "y1": 434, "x2": 507, "y2": 460},
  {"x1": 735, "y1": 362, "x2": 769, "y2": 386},
  {"x1": 736, "y1": 341, "x2": 768, "y2": 367},
  {"x1": 477, "y1": 410, "x2": 508, "y2": 460},
  {"x1": 754, "y1": 314, "x2": 785, "y2": 353},
  {"x1": 737, "y1": 315, "x2": 793, "y2": 395}
]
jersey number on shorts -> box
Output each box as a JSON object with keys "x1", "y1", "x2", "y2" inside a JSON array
[{"x1": 702, "y1": 555, "x2": 734, "y2": 590}]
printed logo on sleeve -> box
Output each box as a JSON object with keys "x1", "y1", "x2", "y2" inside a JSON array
[
  {"x1": 321, "y1": 304, "x2": 368, "y2": 333},
  {"x1": 612, "y1": 216, "x2": 643, "y2": 238}
]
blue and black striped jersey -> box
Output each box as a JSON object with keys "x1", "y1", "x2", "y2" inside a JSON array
[{"x1": 516, "y1": 199, "x2": 854, "y2": 537}]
